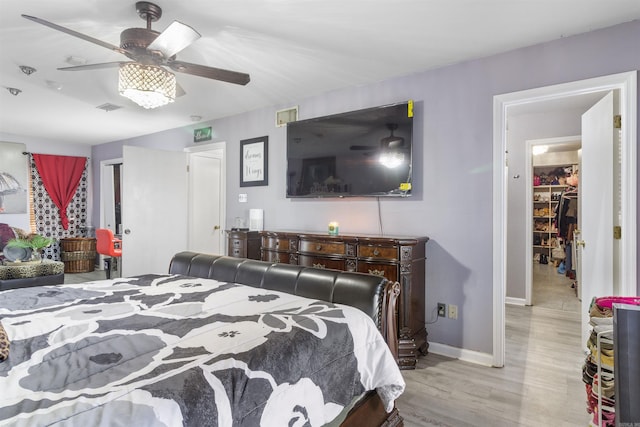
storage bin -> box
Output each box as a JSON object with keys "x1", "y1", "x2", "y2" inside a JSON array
[{"x1": 60, "y1": 238, "x2": 96, "y2": 273}]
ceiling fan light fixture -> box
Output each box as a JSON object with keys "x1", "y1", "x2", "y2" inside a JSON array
[
  {"x1": 118, "y1": 63, "x2": 176, "y2": 109},
  {"x1": 379, "y1": 150, "x2": 405, "y2": 168}
]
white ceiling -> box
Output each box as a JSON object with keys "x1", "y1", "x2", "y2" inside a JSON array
[{"x1": 1, "y1": 0, "x2": 639, "y2": 146}]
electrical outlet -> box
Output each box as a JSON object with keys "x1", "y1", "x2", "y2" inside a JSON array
[
  {"x1": 238, "y1": 193, "x2": 248, "y2": 203},
  {"x1": 437, "y1": 303, "x2": 446, "y2": 317},
  {"x1": 448, "y1": 304, "x2": 458, "y2": 320}
]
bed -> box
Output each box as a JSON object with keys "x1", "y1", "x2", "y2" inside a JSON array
[{"x1": 0, "y1": 251, "x2": 405, "y2": 426}]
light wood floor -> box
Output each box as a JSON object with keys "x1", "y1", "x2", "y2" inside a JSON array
[{"x1": 396, "y1": 262, "x2": 591, "y2": 426}]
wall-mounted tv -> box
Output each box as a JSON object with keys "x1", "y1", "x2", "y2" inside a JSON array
[{"x1": 286, "y1": 101, "x2": 413, "y2": 198}]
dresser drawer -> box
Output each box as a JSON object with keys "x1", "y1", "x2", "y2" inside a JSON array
[
  {"x1": 357, "y1": 261, "x2": 398, "y2": 281},
  {"x1": 230, "y1": 238, "x2": 246, "y2": 250},
  {"x1": 261, "y1": 250, "x2": 294, "y2": 264},
  {"x1": 262, "y1": 236, "x2": 296, "y2": 251},
  {"x1": 298, "y1": 255, "x2": 353, "y2": 271},
  {"x1": 231, "y1": 247, "x2": 246, "y2": 257},
  {"x1": 299, "y1": 239, "x2": 347, "y2": 256},
  {"x1": 358, "y1": 244, "x2": 398, "y2": 260}
]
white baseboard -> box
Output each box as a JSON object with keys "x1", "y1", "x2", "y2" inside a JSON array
[
  {"x1": 428, "y1": 342, "x2": 494, "y2": 367},
  {"x1": 505, "y1": 296, "x2": 526, "y2": 306}
]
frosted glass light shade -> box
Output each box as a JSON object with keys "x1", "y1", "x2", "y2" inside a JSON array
[{"x1": 118, "y1": 63, "x2": 176, "y2": 109}]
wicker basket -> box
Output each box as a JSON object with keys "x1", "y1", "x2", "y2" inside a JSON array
[
  {"x1": 60, "y1": 238, "x2": 96, "y2": 273},
  {"x1": 59, "y1": 238, "x2": 96, "y2": 253}
]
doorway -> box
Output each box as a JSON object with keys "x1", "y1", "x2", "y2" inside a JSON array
[
  {"x1": 186, "y1": 142, "x2": 226, "y2": 256},
  {"x1": 100, "y1": 142, "x2": 226, "y2": 276},
  {"x1": 492, "y1": 71, "x2": 637, "y2": 367},
  {"x1": 526, "y1": 136, "x2": 581, "y2": 308},
  {"x1": 99, "y1": 158, "x2": 123, "y2": 271}
]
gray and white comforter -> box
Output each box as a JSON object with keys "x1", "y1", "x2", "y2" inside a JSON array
[{"x1": 0, "y1": 274, "x2": 404, "y2": 426}]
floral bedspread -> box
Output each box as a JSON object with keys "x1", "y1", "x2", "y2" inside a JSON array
[{"x1": 0, "y1": 274, "x2": 404, "y2": 426}]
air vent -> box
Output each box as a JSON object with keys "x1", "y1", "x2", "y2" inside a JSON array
[
  {"x1": 96, "y1": 103, "x2": 123, "y2": 112},
  {"x1": 276, "y1": 106, "x2": 298, "y2": 127}
]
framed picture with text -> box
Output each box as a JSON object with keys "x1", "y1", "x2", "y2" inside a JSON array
[{"x1": 240, "y1": 136, "x2": 268, "y2": 187}]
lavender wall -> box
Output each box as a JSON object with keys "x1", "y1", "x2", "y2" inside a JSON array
[{"x1": 90, "y1": 20, "x2": 640, "y2": 355}]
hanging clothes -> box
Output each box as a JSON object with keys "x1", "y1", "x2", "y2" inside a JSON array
[{"x1": 555, "y1": 188, "x2": 578, "y2": 239}]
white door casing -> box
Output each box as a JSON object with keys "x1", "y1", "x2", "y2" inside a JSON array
[
  {"x1": 99, "y1": 159, "x2": 122, "y2": 271},
  {"x1": 493, "y1": 71, "x2": 637, "y2": 367},
  {"x1": 100, "y1": 163, "x2": 116, "y2": 232},
  {"x1": 121, "y1": 146, "x2": 188, "y2": 276}
]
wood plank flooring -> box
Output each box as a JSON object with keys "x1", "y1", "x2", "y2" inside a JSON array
[{"x1": 396, "y1": 262, "x2": 591, "y2": 426}]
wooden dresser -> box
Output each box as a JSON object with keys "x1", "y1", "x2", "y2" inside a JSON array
[
  {"x1": 260, "y1": 230, "x2": 429, "y2": 369},
  {"x1": 226, "y1": 230, "x2": 261, "y2": 260}
]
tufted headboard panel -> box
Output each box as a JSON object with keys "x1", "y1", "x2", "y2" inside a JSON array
[{"x1": 168, "y1": 251, "x2": 391, "y2": 331}]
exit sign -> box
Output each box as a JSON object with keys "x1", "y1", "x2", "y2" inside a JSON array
[{"x1": 194, "y1": 126, "x2": 212, "y2": 142}]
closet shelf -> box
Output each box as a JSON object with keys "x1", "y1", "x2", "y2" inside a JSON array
[{"x1": 532, "y1": 164, "x2": 575, "y2": 261}]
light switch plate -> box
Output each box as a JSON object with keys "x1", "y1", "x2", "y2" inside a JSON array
[{"x1": 239, "y1": 193, "x2": 248, "y2": 203}]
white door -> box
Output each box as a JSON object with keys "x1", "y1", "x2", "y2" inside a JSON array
[
  {"x1": 122, "y1": 146, "x2": 188, "y2": 276},
  {"x1": 188, "y1": 152, "x2": 224, "y2": 254},
  {"x1": 579, "y1": 91, "x2": 615, "y2": 346}
]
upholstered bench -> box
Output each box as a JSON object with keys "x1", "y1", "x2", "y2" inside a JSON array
[{"x1": 0, "y1": 260, "x2": 65, "y2": 291}]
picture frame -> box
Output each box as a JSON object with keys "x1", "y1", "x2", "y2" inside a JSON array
[
  {"x1": 0, "y1": 141, "x2": 28, "y2": 214},
  {"x1": 240, "y1": 136, "x2": 268, "y2": 187}
]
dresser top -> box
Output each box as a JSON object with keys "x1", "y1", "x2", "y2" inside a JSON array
[{"x1": 260, "y1": 230, "x2": 429, "y2": 245}]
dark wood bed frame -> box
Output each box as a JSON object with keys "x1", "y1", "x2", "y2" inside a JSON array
[{"x1": 169, "y1": 252, "x2": 404, "y2": 427}]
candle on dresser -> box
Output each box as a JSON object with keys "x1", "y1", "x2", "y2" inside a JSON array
[{"x1": 328, "y1": 222, "x2": 339, "y2": 235}]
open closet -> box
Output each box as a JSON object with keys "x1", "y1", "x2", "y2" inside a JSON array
[{"x1": 530, "y1": 137, "x2": 581, "y2": 308}]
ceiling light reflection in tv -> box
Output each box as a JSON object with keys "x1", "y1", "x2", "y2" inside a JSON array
[{"x1": 286, "y1": 101, "x2": 413, "y2": 198}]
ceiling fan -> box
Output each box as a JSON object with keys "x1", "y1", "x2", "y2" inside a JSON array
[
  {"x1": 22, "y1": 1, "x2": 250, "y2": 108},
  {"x1": 350, "y1": 123, "x2": 405, "y2": 152}
]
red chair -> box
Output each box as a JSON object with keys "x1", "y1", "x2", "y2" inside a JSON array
[{"x1": 96, "y1": 228, "x2": 122, "y2": 279}]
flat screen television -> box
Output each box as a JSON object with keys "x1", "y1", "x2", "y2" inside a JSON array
[{"x1": 286, "y1": 101, "x2": 413, "y2": 198}]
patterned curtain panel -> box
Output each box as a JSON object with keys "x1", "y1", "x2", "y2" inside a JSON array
[
  {"x1": 32, "y1": 154, "x2": 86, "y2": 230},
  {"x1": 30, "y1": 155, "x2": 89, "y2": 261}
]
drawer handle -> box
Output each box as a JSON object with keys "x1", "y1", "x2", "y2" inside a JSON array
[
  {"x1": 313, "y1": 263, "x2": 326, "y2": 269},
  {"x1": 316, "y1": 244, "x2": 322, "y2": 251},
  {"x1": 373, "y1": 249, "x2": 380, "y2": 256},
  {"x1": 368, "y1": 269, "x2": 385, "y2": 277}
]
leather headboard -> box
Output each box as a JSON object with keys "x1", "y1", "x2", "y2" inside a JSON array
[{"x1": 168, "y1": 251, "x2": 389, "y2": 329}]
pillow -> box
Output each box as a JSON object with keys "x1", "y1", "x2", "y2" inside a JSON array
[
  {"x1": 0, "y1": 224, "x2": 29, "y2": 262},
  {"x1": 0, "y1": 322, "x2": 9, "y2": 362}
]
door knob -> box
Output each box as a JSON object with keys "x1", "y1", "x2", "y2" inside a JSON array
[
  {"x1": 576, "y1": 240, "x2": 586, "y2": 248},
  {"x1": 214, "y1": 225, "x2": 220, "y2": 230},
  {"x1": 124, "y1": 229, "x2": 131, "y2": 235}
]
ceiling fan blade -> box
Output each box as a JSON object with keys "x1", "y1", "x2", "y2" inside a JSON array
[
  {"x1": 168, "y1": 60, "x2": 250, "y2": 85},
  {"x1": 57, "y1": 61, "x2": 129, "y2": 71},
  {"x1": 147, "y1": 21, "x2": 200, "y2": 58},
  {"x1": 176, "y1": 83, "x2": 186, "y2": 97},
  {"x1": 21, "y1": 14, "x2": 129, "y2": 56}
]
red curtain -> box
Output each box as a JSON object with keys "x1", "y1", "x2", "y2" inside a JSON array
[{"x1": 33, "y1": 154, "x2": 87, "y2": 230}]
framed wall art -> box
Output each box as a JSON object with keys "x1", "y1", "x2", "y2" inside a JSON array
[
  {"x1": 240, "y1": 136, "x2": 268, "y2": 187},
  {"x1": 0, "y1": 141, "x2": 28, "y2": 214}
]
